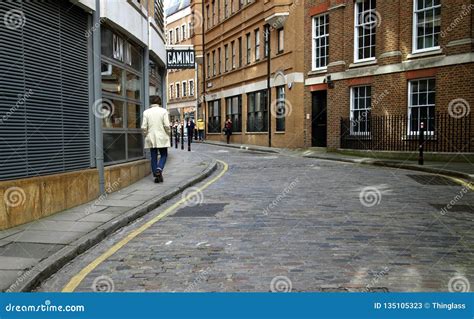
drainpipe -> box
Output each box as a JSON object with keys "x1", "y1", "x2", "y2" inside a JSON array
[
  {"x1": 266, "y1": 24, "x2": 272, "y2": 148},
  {"x1": 201, "y1": 0, "x2": 206, "y2": 134},
  {"x1": 93, "y1": 0, "x2": 105, "y2": 194}
]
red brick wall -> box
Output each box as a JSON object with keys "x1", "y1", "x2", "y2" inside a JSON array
[{"x1": 305, "y1": 0, "x2": 474, "y2": 150}]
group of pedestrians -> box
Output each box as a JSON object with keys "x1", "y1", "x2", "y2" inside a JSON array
[
  {"x1": 171, "y1": 118, "x2": 205, "y2": 142},
  {"x1": 141, "y1": 96, "x2": 208, "y2": 184}
]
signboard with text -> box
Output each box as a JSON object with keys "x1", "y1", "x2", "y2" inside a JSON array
[{"x1": 166, "y1": 49, "x2": 195, "y2": 69}]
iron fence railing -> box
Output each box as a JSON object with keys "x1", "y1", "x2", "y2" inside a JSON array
[{"x1": 340, "y1": 112, "x2": 473, "y2": 152}]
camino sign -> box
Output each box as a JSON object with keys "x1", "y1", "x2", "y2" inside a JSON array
[{"x1": 166, "y1": 49, "x2": 195, "y2": 69}]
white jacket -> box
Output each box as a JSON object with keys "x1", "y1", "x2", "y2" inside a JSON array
[{"x1": 141, "y1": 104, "x2": 171, "y2": 149}]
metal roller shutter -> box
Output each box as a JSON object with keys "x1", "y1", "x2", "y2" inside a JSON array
[{"x1": 0, "y1": 0, "x2": 90, "y2": 180}]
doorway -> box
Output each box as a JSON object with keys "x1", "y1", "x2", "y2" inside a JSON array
[{"x1": 311, "y1": 91, "x2": 328, "y2": 147}]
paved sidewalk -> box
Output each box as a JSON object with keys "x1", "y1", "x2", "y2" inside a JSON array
[
  {"x1": 0, "y1": 148, "x2": 216, "y2": 292},
  {"x1": 204, "y1": 140, "x2": 474, "y2": 181}
]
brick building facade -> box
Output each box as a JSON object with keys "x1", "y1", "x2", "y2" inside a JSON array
[
  {"x1": 304, "y1": 0, "x2": 474, "y2": 152},
  {"x1": 202, "y1": 0, "x2": 306, "y2": 148},
  {"x1": 166, "y1": 0, "x2": 204, "y2": 122}
]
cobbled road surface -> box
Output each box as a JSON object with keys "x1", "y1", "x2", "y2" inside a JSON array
[{"x1": 39, "y1": 144, "x2": 474, "y2": 292}]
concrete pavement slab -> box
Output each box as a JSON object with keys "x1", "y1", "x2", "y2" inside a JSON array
[
  {"x1": 26, "y1": 220, "x2": 103, "y2": 233},
  {"x1": 98, "y1": 199, "x2": 145, "y2": 207},
  {"x1": 0, "y1": 256, "x2": 38, "y2": 270},
  {"x1": 78, "y1": 213, "x2": 118, "y2": 223},
  {"x1": 0, "y1": 270, "x2": 21, "y2": 291},
  {"x1": 4, "y1": 230, "x2": 86, "y2": 245}
]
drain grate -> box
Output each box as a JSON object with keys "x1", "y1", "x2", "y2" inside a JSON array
[
  {"x1": 407, "y1": 174, "x2": 460, "y2": 186},
  {"x1": 172, "y1": 203, "x2": 228, "y2": 217},
  {"x1": 430, "y1": 203, "x2": 474, "y2": 213}
]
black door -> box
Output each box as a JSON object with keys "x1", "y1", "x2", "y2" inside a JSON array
[{"x1": 311, "y1": 91, "x2": 328, "y2": 147}]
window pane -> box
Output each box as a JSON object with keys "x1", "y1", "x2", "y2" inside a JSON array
[
  {"x1": 127, "y1": 103, "x2": 141, "y2": 128},
  {"x1": 128, "y1": 133, "x2": 144, "y2": 158},
  {"x1": 102, "y1": 100, "x2": 124, "y2": 129},
  {"x1": 102, "y1": 63, "x2": 123, "y2": 95},
  {"x1": 126, "y1": 72, "x2": 141, "y2": 100},
  {"x1": 104, "y1": 133, "x2": 126, "y2": 163}
]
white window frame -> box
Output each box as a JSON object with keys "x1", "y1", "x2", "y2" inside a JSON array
[
  {"x1": 175, "y1": 82, "x2": 180, "y2": 98},
  {"x1": 231, "y1": 40, "x2": 236, "y2": 69},
  {"x1": 189, "y1": 79, "x2": 194, "y2": 96},
  {"x1": 175, "y1": 27, "x2": 180, "y2": 42},
  {"x1": 412, "y1": 0, "x2": 441, "y2": 54},
  {"x1": 350, "y1": 86, "x2": 372, "y2": 136},
  {"x1": 312, "y1": 14, "x2": 329, "y2": 71},
  {"x1": 169, "y1": 84, "x2": 173, "y2": 99},
  {"x1": 277, "y1": 28, "x2": 284, "y2": 53},
  {"x1": 354, "y1": 0, "x2": 377, "y2": 63},
  {"x1": 181, "y1": 24, "x2": 186, "y2": 40},
  {"x1": 169, "y1": 30, "x2": 173, "y2": 45},
  {"x1": 182, "y1": 81, "x2": 187, "y2": 97},
  {"x1": 212, "y1": 50, "x2": 216, "y2": 76},
  {"x1": 255, "y1": 29, "x2": 260, "y2": 61},
  {"x1": 408, "y1": 78, "x2": 436, "y2": 135}
]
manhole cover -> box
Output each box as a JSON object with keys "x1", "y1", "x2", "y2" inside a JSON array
[
  {"x1": 172, "y1": 203, "x2": 228, "y2": 217},
  {"x1": 430, "y1": 204, "x2": 474, "y2": 213},
  {"x1": 407, "y1": 174, "x2": 460, "y2": 186}
]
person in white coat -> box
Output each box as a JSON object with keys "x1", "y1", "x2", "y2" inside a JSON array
[{"x1": 141, "y1": 96, "x2": 171, "y2": 183}]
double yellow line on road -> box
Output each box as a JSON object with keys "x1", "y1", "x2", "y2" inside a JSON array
[{"x1": 62, "y1": 160, "x2": 228, "y2": 292}]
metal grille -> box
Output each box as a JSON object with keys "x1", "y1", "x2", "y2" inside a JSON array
[
  {"x1": 407, "y1": 175, "x2": 460, "y2": 186},
  {"x1": 0, "y1": 1, "x2": 90, "y2": 180},
  {"x1": 172, "y1": 203, "x2": 227, "y2": 217}
]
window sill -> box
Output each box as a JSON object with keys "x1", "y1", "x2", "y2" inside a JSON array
[
  {"x1": 407, "y1": 48, "x2": 443, "y2": 59},
  {"x1": 275, "y1": 131, "x2": 285, "y2": 134},
  {"x1": 349, "y1": 59, "x2": 378, "y2": 68},
  {"x1": 245, "y1": 132, "x2": 268, "y2": 135},
  {"x1": 308, "y1": 68, "x2": 327, "y2": 76}
]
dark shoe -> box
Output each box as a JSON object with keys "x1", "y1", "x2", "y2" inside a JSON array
[
  {"x1": 154, "y1": 177, "x2": 161, "y2": 183},
  {"x1": 156, "y1": 170, "x2": 164, "y2": 183}
]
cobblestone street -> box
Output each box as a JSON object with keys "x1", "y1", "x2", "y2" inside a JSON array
[{"x1": 39, "y1": 144, "x2": 474, "y2": 292}]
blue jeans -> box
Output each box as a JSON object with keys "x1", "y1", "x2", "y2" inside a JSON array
[{"x1": 150, "y1": 148, "x2": 168, "y2": 175}]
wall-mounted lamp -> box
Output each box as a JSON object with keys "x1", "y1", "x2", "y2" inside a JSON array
[{"x1": 326, "y1": 75, "x2": 335, "y2": 89}]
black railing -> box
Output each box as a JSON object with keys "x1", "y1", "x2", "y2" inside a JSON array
[{"x1": 340, "y1": 112, "x2": 472, "y2": 153}]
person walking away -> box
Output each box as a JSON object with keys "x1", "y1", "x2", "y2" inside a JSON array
[
  {"x1": 197, "y1": 118, "x2": 205, "y2": 141},
  {"x1": 141, "y1": 96, "x2": 170, "y2": 183},
  {"x1": 187, "y1": 118, "x2": 196, "y2": 143},
  {"x1": 224, "y1": 117, "x2": 233, "y2": 144}
]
